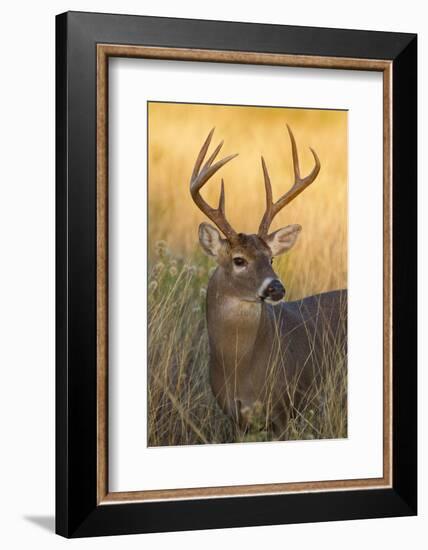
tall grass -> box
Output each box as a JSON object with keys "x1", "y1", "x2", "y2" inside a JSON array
[
  {"x1": 147, "y1": 243, "x2": 347, "y2": 446},
  {"x1": 148, "y1": 243, "x2": 233, "y2": 446},
  {"x1": 147, "y1": 103, "x2": 347, "y2": 446}
]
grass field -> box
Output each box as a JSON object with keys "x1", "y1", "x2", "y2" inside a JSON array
[{"x1": 147, "y1": 103, "x2": 348, "y2": 446}]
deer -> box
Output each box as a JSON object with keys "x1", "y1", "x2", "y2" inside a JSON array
[{"x1": 190, "y1": 125, "x2": 347, "y2": 437}]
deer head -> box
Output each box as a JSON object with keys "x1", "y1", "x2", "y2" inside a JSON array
[{"x1": 190, "y1": 126, "x2": 320, "y2": 304}]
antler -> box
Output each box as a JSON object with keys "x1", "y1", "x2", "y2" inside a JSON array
[
  {"x1": 258, "y1": 125, "x2": 320, "y2": 238},
  {"x1": 190, "y1": 128, "x2": 239, "y2": 241}
]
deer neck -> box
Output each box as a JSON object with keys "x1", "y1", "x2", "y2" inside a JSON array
[{"x1": 206, "y1": 269, "x2": 266, "y2": 369}]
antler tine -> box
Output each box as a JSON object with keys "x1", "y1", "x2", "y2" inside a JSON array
[
  {"x1": 190, "y1": 129, "x2": 239, "y2": 240},
  {"x1": 258, "y1": 125, "x2": 321, "y2": 238},
  {"x1": 258, "y1": 156, "x2": 273, "y2": 237},
  {"x1": 261, "y1": 156, "x2": 273, "y2": 207},
  {"x1": 205, "y1": 140, "x2": 224, "y2": 169},
  {"x1": 219, "y1": 179, "x2": 226, "y2": 212},
  {"x1": 191, "y1": 128, "x2": 215, "y2": 182}
]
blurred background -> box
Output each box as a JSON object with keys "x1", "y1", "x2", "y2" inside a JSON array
[{"x1": 148, "y1": 102, "x2": 347, "y2": 298}]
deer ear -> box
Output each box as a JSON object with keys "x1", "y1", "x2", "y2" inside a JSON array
[
  {"x1": 198, "y1": 223, "x2": 226, "y2": 257},
  {"x1": 265, "y1": 224, "x2": 302, "y2": 256}
]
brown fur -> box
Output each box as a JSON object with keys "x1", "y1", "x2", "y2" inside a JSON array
[{"x1": 203, "y1": 232, "x2": 347, "y2": 434}]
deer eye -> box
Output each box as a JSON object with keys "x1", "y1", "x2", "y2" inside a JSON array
[{"x1": 233, "y1": 257, "x2": 247, "y2": 267}]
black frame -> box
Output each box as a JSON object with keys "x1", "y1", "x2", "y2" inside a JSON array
[{"x1": 56, "y1": 11, "x2": 417, "y2": 538}]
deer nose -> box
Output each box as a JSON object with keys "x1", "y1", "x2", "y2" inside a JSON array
[{"x1": 263, "y1": 279, "x2": 285, "y2": 302}]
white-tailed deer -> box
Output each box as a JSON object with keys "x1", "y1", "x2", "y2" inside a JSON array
[{"x1": 190, "y1": 126, "x2": 347, "y2": 435}]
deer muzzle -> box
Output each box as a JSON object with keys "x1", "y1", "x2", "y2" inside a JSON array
[{"x1": 259, "y1": 278, "x2": 286, "y2": 303}]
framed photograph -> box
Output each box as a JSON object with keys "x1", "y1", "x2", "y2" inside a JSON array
[{"x1": 56, "y1": 11, "x2": 417, "y2": 537}]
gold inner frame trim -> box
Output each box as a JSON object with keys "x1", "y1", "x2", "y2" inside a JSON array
[{"x1": 96, "y1": 43, "x2": 393, "y2": 505}]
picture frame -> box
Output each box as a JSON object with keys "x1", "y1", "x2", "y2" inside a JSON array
[{"x1": 56, "y1": 10, "x2": 417, "y2": 538}]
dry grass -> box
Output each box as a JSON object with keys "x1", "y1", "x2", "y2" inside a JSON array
[
  {"x1": 147, "y1": 103, "x2": 347, "y2": 446},
  {"x1": 147, "y1": 244, "x2": 347, "y2": 446}
]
